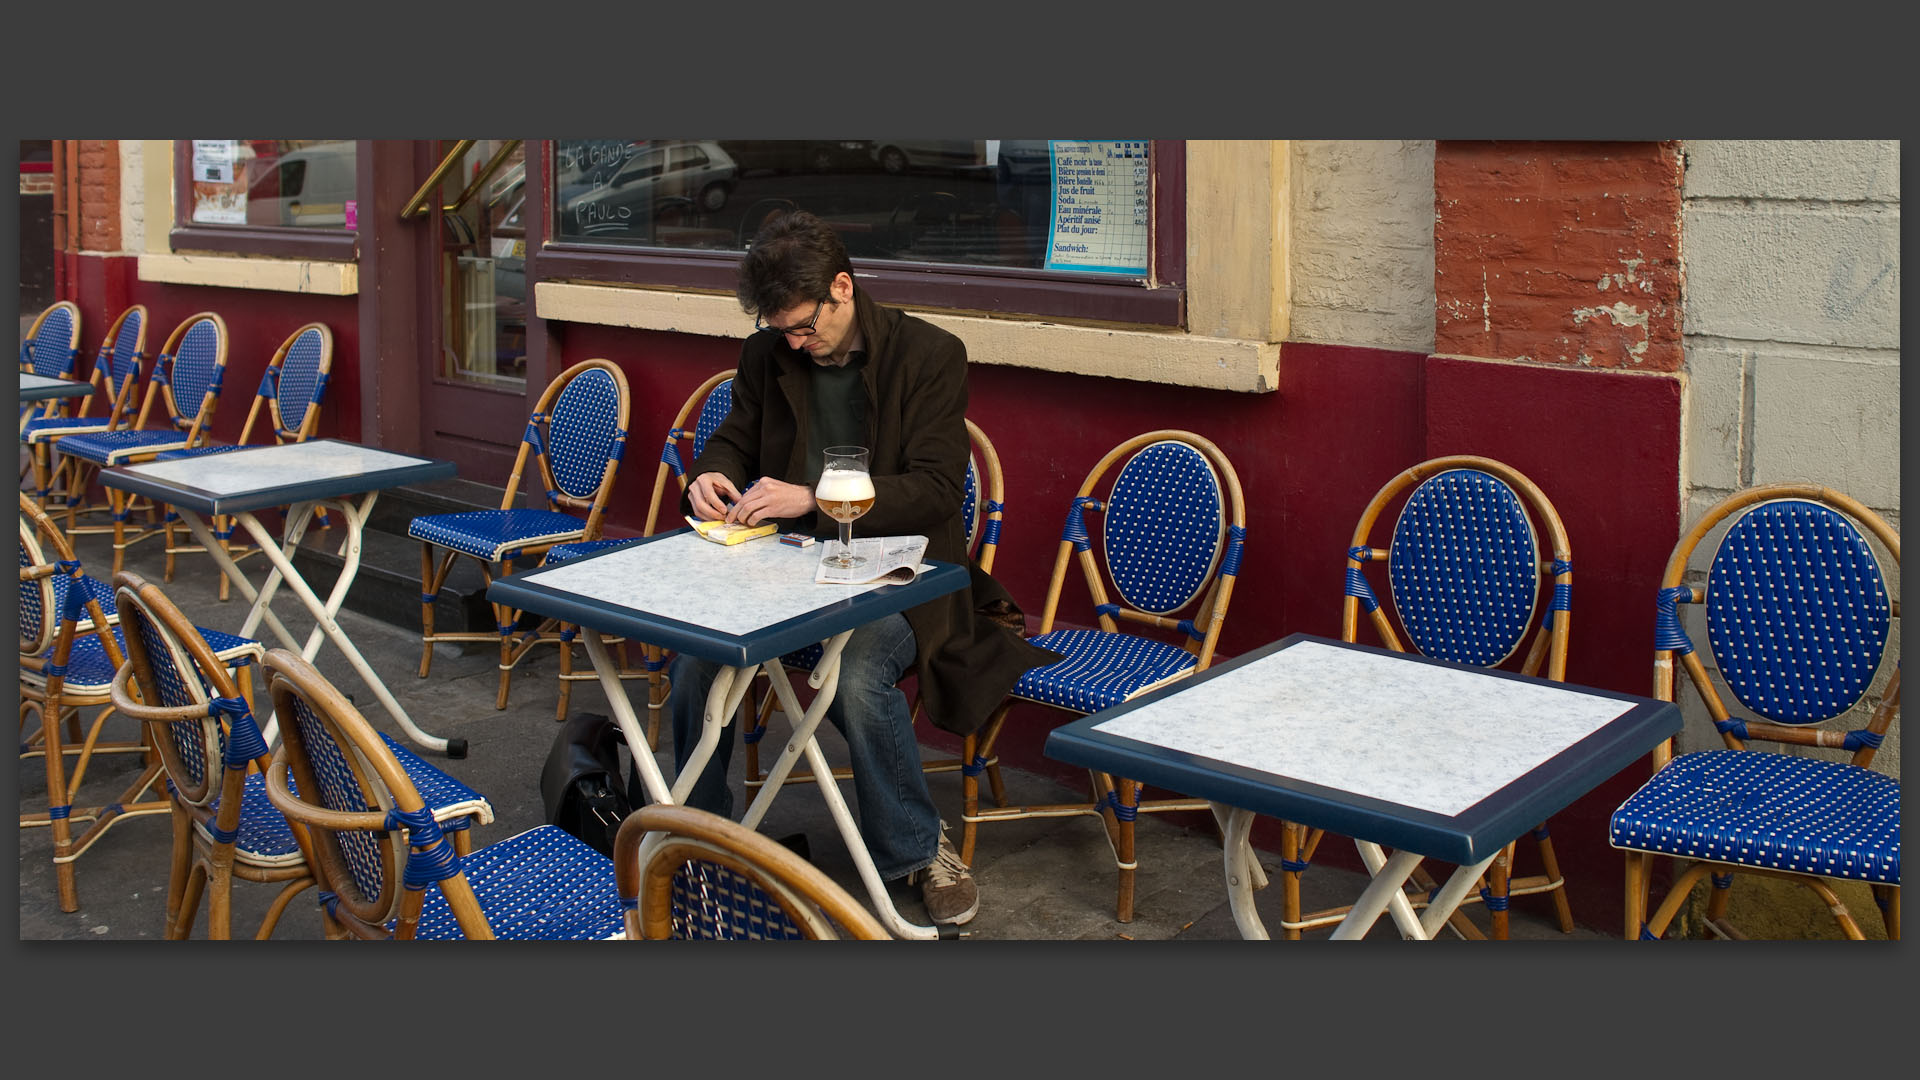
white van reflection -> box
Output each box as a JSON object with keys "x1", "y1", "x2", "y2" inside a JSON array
[{"x1": 246, "y1": 141, "x2": 356, "y2": 227}]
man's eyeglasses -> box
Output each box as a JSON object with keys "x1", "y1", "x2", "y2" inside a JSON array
[{"x1": 755, "y1": 299, "x2": 826, "y2": 338}]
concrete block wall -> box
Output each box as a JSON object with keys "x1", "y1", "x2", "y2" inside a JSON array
[
  {"x1": 1675, "y1": 141, "x2": 1901, "y2": 795},
  {"x1": 1286, "y1": 140, "x2": 1435, "y2": 353}
]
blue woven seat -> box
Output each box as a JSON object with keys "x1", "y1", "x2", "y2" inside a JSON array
[
  {"x1": 262, "y1": 650, "x2": 621, "y2": 941},
  {"x1": 51, "y1": 313, "x2": 231, "y2": 580},
  {"x1": 408, "y1": 825, "x2": 624, "y2": 940},
  {"x1": 1276, "y1": 457, "x2": 1579, "y2": 940},
  {"x1": 962, "y1": 430, "x2": 1246, "y2": 923},
  {"x1": 1011, "y1": 628, "x2": 1198, "y2": 713},
  {"x1": 1610, "y1": 751, "x2": 1899, "y2": 885},
  {"x1": 414, "y1": 358, "x2": 630, "y2": 712},
  {"x1": 20, "y1": 622, "x2": 261, "y2": 694},
  {"x1": 1615, "y1": 489, "x2": 1900, "y2": 941}
]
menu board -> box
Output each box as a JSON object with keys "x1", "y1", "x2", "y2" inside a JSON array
[{"x1": 1044, "y1": 140, "x2": 1151, "y2": 276}]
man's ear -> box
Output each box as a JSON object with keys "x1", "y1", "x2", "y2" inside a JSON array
[{"x1": 832, "y1": 271, "x2": 854, "y2": 303}]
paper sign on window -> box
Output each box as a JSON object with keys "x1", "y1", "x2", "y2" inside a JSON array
[{"x1": 1044, "y1": 140, "x2": 1151, "y2": 276}]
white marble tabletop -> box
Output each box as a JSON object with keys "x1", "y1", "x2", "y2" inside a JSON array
[
  {"x1": 103, "y1": 438, "x2": 455, "y2": 515},
  {"x1": 20, "y1": 372, "x2": 93, "y2": 400},
  {"x1": 1089, "y1": 637, "x2": 1634, "y2": 817}
]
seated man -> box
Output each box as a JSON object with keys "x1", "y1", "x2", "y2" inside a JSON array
[{"x1": 670, "y1": 210, "x2": 1059, "y2": 926}]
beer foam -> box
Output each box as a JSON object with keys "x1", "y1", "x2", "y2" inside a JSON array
[{"x1": 816, "y1": 468, "x2": 875, "y2": 501}]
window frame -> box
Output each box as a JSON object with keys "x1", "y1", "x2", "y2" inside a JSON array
[
  {"x1": 528, "y1": 139, "x2": 1187, "y2": 327},
  {"x1": 169, "y1": 141, "x2": 359, "y2": 261}
]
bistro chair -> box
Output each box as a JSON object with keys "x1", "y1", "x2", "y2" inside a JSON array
[
  {"x1": 22, "y1": 304, "x2": 147, "y2": 512},
  {"x1": 18, "y1": 300, "x2": 83, "y2": 433},
  {"x1": 614, "y1": 803, "x2": 888, "y2": 940},
  {"x1": 1613, "y1": 484, "x2": 1899, "y2": 941},
  {"x1": 154, "y1": 322, "x2": 333, "y2": 601},
  {"x1": 52, "y1": 312, "x2": 232, "y2": 579},
  {"x1": 18, "y1": 493, "x2": 262, "y2": 913},
  {"x1": 1276, "y1": 455, "x2": 1577, "y2": 941},
  {"x1": 744, "y1": 417, "x2": 1012, "y2": 796},
  {"x1": 545, "y1": 369, "x2": 734, "y2": 732},
  {"x1": 261, "y1": 648, "x2": 625, "y2": 940},
  {"x1": 108, "y1": 571, "x2": 497, "y2": 939},
  {"x1": 410, "y1": 357, "x2": 630, "y2": 710},
  {"x1": 962, "y1": 429, "x2": 1247, "y2": 922}
]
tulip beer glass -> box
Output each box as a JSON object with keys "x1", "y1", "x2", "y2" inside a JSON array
[{"x1": 815, "y1": 446, "x2": 874, "y2": 569}]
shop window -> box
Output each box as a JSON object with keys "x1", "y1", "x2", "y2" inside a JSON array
[
  {"x1": 171, "y1": 140, "x2": 358, "y2": 260},
  {"x1": 531, "y1": 139, "x2": 1185, "y2": 326}
]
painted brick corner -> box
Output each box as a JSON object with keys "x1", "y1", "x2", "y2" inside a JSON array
[{"x1": 1434, "y1": 141, "x2": 1684, "y2": 372}]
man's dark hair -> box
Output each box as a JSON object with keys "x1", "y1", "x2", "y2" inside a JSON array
[{"x1": 736, "y1": 210, "x2": 855, "y2": 318}]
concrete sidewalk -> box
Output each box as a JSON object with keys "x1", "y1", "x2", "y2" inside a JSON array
[{"x1": 17, "y1": 512, "x2": 1606, "y2": 942}]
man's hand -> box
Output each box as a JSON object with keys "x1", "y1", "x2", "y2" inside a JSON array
[
  {"x1": 724, "y1": 477, "x2": 815, "y2": 526},
  {"x1": 687, "y1": 472, "x2": 742, "y2": 521}
]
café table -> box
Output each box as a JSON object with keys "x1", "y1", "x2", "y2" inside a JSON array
[
  {"x1": 99, "y1": 438, "x2": 466, "y2": 756},
  {"x1": 19, "y1": 372, "x2": 96, "y2": 402},
  {"x1": 1044, "y1": 633, "x2": 1682, "y2": 940},
  {"x1": 487, "y1": 528, "x2": 970, "y2": 940}
]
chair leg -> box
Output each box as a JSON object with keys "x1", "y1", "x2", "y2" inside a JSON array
[
  {"x1": 255, "y1": 877, "x2": 315, "y2": 940},
  {"x1": 1705, "y1": 868, "x2": 1735, "y2": 923},
  {"x1": 1622, "y1": 851, "x2": 1649, "y2": 940},
  {"x1": 1280, "y1": 821, "x2": 1306, "y2": 940},
  {"x1": 171, "y1": 862, "x2": 208, "y2": 940},
  {"x1": 1487, "y1": 842, "x2": 1515, "y2": 940},
  {"x1": 418, "y1": 543, "x2": 445, "y2": 679},
  {"x1": 1532, "y1": 824, "x2": 1576, "y2": 932},
  {"x1": 166, "y1": 808, "x2": 193, "y2": 937},
  {"x1": 645, "y1": 643, "x2": 668, "y2": 751},
  {"x1": 215, "y1": 515, "x2": 234, "y2": 602},
  {"x1": 33, "y1": 699, "x2": 82, "y2": 913},
  {"x1": 555, "y1": 628, "x2": 577, "y2": 722},
  {"x1": 110, "y1": 488, "x2": 129, "y2": 577},
  {"x1": 1110, "y1": 775, "x2": 1138, "y2": 923},
  {"x1": 493, "y1": 561, "x2": 517, "y2": 710},
  {"x1": 162, "y1": 511, "x2": 178, "y2": 583},
  {"x1": 205, "y1": 857, "x2": 235, "y2": 941}
]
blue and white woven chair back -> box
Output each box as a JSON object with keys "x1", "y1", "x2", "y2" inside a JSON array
[
  {"x1": 115, "y1": 586, "x2": 225, "y2": 807},
  {"x1": 281, "y1": 690, "x2": 405, "y2": 923},
  {"x1": 105, "y1": 309, "x2": 146, "y2": 394},
  {"x1": 18, "y1": 516, "x2": 56, "y2": 657},
  {"x1": 1387, "y1": 468, "x2": 1542, "y2": 668},
  {"x1": 547, "y1": 365, "x2": 626, "y2": 500},
  {"x1": 692, "y1": 378, "x2": 733, "y2": 461},
  {"x1": 962, "y1": 449, "x2": 984, "y2": 554},
  {"x1": 662, "y1": 848, "x2": 820, "y2": 940},
  {"x1": 271, "y1": 326, "x2": 330, "y2": 438},
  {"x1": 1705, "y1": 499, "x2": 1893, "y2": 726},
  {"x1": 165, "y1": 318, "x2": 225, "y2": 428},
  {"x1": 25, "y1": 303, "x2": 79, "y2": 378},
  {"x1": 1102, "y1": 439, "x2": 1226, "y2": 615}
]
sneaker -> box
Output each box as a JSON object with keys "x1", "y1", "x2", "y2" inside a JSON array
[{"x1": 908, "y1": 825, "x2": 978, "y2": 926}]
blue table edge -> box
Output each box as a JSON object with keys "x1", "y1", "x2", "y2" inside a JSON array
[
  {"x1": 486, "y1": 528, "x2": 971, "y2": 668},
  {"x1": 1042, "y1": 633, "x2": 1683, "y2": 865},
  {"x1": 96, "y1": 439, "x2": 458, "y2": 515}
]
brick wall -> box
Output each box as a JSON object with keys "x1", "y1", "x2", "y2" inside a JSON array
[
  {"x1": 76, "y1": 139, "x2": 121, "y2": 252},
  {"x1": 1434, "y1": 141, "x2": 1684, "y2": 371}
]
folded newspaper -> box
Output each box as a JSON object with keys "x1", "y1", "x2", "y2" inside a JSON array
[{"x1": 815, "y1": 535, "x2": 930, "y2": 585}]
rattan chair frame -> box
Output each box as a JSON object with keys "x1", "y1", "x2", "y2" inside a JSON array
[
  {"x1": 19, "y1": 492, "x2": 168, "y2": 912},
  {"x1": 613, "y1": 804, "x2": 889, "y2": 940},
  {"x1": 25, "y1": 304, "x2": 148, "y2": 513},
  {"x1": 18, "y1": 300, "x2": 83, "y2": 433},
  {"x1": 961, "y1": 428, "x2": 1246, "y2": 923},
  {"x1": 415, "y1": 357, "x2": 632, "y2": 710},
  {"x1": 552, "y1": 368, "x2": 736, "y2": 733},
  {"x1": 743, "y1": 417, "x2": 1011, "y2": 796},
  {"x1": 160, "y1": 322, "x2": 334, "y2": 602},
  {"x1": 1622, "y1": 483, "x2": 1900, "y2": 941},
  {"x1": 107, "y1": 572, "x2": 318, "y2": 939},
  {"x1": 261, "y1": 648, "x2": 497, "y2": 940},
  {"x1": 55, "y1": 312, "x2": 231, "y2": 578},
  {"x1": 1280, "y1": 454, "x2": 1576, "y2": 941}
]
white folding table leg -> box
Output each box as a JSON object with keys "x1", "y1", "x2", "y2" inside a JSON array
[
  {"x1": 1332, "y1": 845, "x2": 1428, "y2": 940},
  {"x1": 744, "y1": 634, "x2": 943, "y2": 941},
  {"x1": 1219, "y1": 805, "x2": 1272, "y2": 939},
  {"x1": 231, "y1": 504, "x2": 460, "y2": 757},
  {"x1": 171, "y1": 510, "x2": 303, "y2": 653},
  {"x1": 1417, "y1": 854, "x2": 1499, "y2": 939}
]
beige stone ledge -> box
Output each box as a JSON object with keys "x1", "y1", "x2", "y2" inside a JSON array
[
  {"x1": 536, "y1": 281, "x2": 1279, "y2": 393},
  {"x1": 136, "y1": 253, "x2": 358, "y2": 295}
]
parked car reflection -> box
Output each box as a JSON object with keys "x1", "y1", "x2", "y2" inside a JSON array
[{"x1": 563, "y1": 140, "x2": 739, "y2": 237}]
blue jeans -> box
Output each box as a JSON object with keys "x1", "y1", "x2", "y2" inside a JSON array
[{"x1": 667, "y1": 612, "x2": 942, "y2": 881}]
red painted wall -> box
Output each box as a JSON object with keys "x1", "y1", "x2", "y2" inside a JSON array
[
  {"x1": 74, "y1": 255, "x2": 365, "y2": 446},
  {"x1": 1435, "y1": 141, "x2": 1684, "y2": 373}
]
